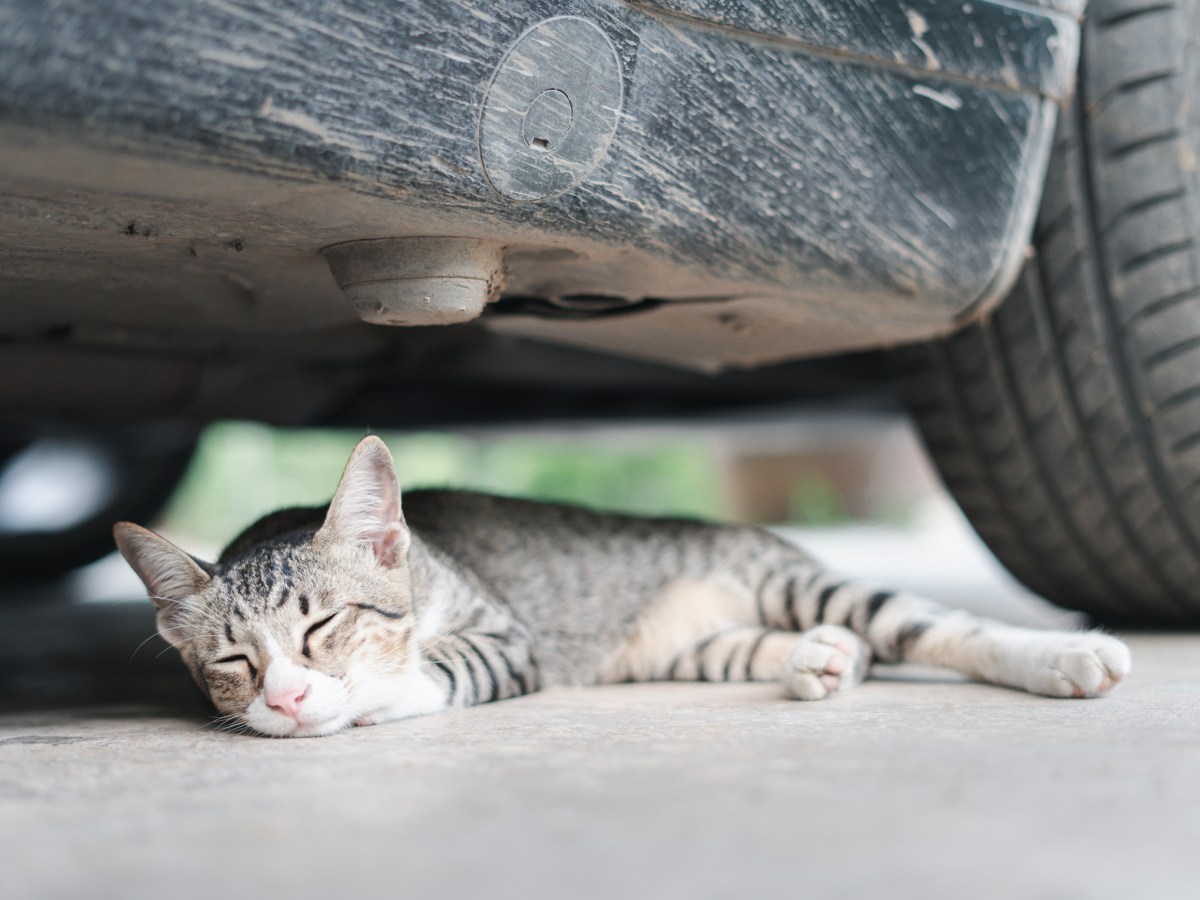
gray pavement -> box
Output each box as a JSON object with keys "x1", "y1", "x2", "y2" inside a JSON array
[{"x1": 2, "y1": 510, "x2": 1198, "y2": 900}]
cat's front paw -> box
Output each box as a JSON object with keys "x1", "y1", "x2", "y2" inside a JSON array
[
  {"x1": 1026, "y1": 632, "x2": 1131, "y2": 698},
  {"x1": 782, "y1": 625, "x2": 871, "y2": 701}
]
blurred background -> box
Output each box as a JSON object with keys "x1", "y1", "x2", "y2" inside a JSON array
[{"x1": 0, "y1": 412, "x2": 1077, "y2": 629}]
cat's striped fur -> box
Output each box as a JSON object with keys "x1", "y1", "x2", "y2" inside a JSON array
[{"x1": 114, "y1": 436, "x2": 1131, "y2": 738}]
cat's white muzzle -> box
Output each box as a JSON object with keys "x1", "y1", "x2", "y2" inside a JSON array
[{"x1": 243, "y1": 657, "x2": 352, "y2": 737}]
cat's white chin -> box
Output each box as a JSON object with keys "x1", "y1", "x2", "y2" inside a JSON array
[
  {"x1": 243, "y1": 712, "x2": 353, "y2": 738},
  {"x1": 242, "y1": 693, "x2": 355, "y2": 738},
  {"x1": 290, "y1": 715, "x2": 353, "y2": 738}
]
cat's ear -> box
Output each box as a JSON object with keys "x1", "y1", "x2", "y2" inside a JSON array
[
  {"x1": 113, "y1": 522, "x2": 212, "y2": 644},
  {"x1": 317, "y1": 435, "x2": 410, "y2": 567}
]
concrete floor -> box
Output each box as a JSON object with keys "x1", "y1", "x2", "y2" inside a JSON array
[{"x1": 3, "y1": 509, "x2": 1199, "y2": 900}]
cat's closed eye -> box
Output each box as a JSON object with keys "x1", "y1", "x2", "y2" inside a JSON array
[
  {"x1": 215, "y1": 654, "x2": 258, "y2": 680},
  {"x1": 302, "y1": 611, "x2": 342, "y2": 657}
]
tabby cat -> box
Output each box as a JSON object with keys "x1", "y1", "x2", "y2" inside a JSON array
[{"x1": 114, "y1": 436, "x2": 1131, "y2": 738}]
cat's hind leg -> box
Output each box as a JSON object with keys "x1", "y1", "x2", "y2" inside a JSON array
[
  {"x1": 769, "y1": 570, "x2": 1130, "y2": 698},
  {"x1": 894, "y1": 615, "x2": 1131, "y2": 699},
  {"x1": 753, "y1": 560, "x2": 1130, "y2": 698}
]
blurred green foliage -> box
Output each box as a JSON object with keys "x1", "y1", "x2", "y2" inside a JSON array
[
  {"x1": 163, "y1": 422, "x2": 729, "y2": 547},
  {"x1": 787, "y1": 475, "x2": 848, "y2": 526}
]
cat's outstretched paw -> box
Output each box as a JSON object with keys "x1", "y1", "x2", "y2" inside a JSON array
[
  {"x1": 782, "y1": 625, "x2": 872, "y2": 701},
  {"x1": 1024, "y1": 632, "x2": 1131, "y2": 699}
]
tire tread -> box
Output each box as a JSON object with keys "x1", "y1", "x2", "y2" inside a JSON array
[{"x1": 895, "y1": 0, "x2": 1200, "y2": 623}]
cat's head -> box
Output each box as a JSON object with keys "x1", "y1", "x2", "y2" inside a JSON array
[{"x1": 114, "y1": 436, "x2": 417, "y2": 737}]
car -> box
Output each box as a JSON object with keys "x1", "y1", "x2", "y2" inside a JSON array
[{"x1": 1, "y1": 0, "x2": 1196, "y2": 622}]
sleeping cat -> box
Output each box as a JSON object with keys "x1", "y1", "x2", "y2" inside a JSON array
[{"x1": 114, "y1": 436, "x2": 1131, "y2": 738}]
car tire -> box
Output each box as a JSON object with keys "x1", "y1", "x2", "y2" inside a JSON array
[
  {"x1": 893, "y1": 0, "x2": 1200, "y2": 624},
  {"x1": 0, "y1": 425, "x2": 196, "y2": 582}
]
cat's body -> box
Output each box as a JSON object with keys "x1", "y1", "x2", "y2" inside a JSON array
[
  {"x1": 221, "y1": 491, "x2": 832, "y2": 689},
  {"x1": 115, "y1": 437, "x2": 1131, "y2": 738}
]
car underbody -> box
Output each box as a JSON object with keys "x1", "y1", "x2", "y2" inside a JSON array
[{"x1": 0, "y1": 0, "x2": 1079, "y2": 427}]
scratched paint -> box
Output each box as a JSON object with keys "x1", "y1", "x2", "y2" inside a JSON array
[{"x1": 0, "y1": 0, "x2": 1075, "y2": 372}]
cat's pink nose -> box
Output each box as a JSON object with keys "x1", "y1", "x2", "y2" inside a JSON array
[{"x1": 266, "y1": 684, "x2": 309, "y2": 719}]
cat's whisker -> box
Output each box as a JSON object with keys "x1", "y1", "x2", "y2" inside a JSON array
[
  {"x1": 128, "y1": 630, "x2": 171, "y2": 662},
  {"x1": 206, "y1": 712, "x2": 252, "y2": 737}
]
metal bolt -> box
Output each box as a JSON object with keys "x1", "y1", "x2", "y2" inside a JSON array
[{"x1": 322, "y1": 237, "x2": 506, "y2": 327}]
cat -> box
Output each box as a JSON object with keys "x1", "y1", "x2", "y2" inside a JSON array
[{"x1": 113, "y1": 435, "x2": 1131, "y2": 738}]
